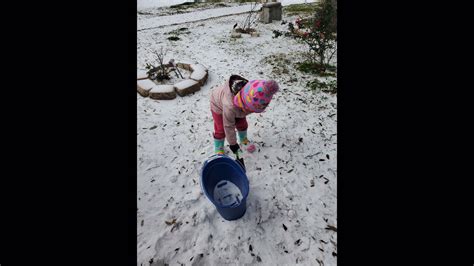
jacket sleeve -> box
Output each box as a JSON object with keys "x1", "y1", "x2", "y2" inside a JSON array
[{"x1": 223, "y1": 107, "x2": 238, "y2": 145}]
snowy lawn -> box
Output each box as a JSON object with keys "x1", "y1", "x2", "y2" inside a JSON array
[{"x1": 137, "y1": 2, "x2": 336, "y2": 265}]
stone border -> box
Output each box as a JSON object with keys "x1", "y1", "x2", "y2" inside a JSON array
[{"x1": 137, "y1": 62, "x2": 208, "y2": 100}]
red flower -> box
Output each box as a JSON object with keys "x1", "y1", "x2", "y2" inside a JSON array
[{"x1": 315, "y1": 20, "x2": 321, "y2": 28}]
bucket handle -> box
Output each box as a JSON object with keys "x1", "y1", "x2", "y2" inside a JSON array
[
  {"x1": 202, "y1": 154, "x2": 246, "y2": 173},
  {"x1": 203, "y1": 154, "x2": 223, "y2": 166}
]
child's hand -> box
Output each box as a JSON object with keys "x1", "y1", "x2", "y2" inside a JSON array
[{"x1": 229, "y1": 144, "x2": 241, "y2": 154}]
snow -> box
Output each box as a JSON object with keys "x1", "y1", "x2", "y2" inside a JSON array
[
  {"x1": 138, "y1": 0, "x2": 317, "y2": 31},
  {"x1": 138, "y1": 4, "x2": 260, "y2": 31},
  {"x1": 150, "y1": 84, "x2": 175, "y2": 93},
  {"x1": 138, "y1": 0, "x2": 315, "y2": 10},
  {"x1": 138, "y1": 0, "x2": 193, "y2": 10},
  {"x1": 137, "y1": 2, "x2": 336, "y2": 266},
  {"x1": 174, "y1": 79, "x2": 199, "y2": 90},
  {"x1": 137, "y1": 79, "x2": 156, "y2": 90},
  {"x1": 137, "y1": 69, "x2": 148, "y2": 80},
  {"x1": 190, "y1": 69, "x2": 207, "y2": 81},
  {"x1": 191, "y1": 63, "x2": 208, "y2": 73}
]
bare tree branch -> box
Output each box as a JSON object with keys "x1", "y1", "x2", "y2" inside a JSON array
[
  {"x1": 327, "y1": 47, "x2": 337, "y2": 65},
  {"x1": 241, "y1": 2, "x2": 259, "y2": 32},
  {"x1": 147, "y1": 47, "x2": 171, "y2": 81}
]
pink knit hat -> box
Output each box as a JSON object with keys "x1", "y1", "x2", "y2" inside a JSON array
[{"x1": 233, "y1": 80, "x2": 279, "y2": 113}]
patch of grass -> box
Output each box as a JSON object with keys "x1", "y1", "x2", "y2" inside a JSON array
[
  {"x1": 203, "y1": 0, "x2": 254, "y2": 2},
  {"x1": 170, "y1": 0, "x2": 234, "y2": 9},
  {"x1": 308, "y1": 79, "x2": 337, "y2": 94},
  {"x1": 170, "y1": 2, "x2": 197, "y2": 9},
  {"x1": 261, "y1": 53, "x2": 293, "y2": 76},
  {"x1": 165, "y1": 27, "x2": 190, "y2": 41},
  {"x1": 137, "y1": 11, "x2": 153, "y2": 15},
  {"x1": 296, "y1": 61, "x2": 336, "y2": 76},
  {"x1": 167, "y1": 36, "x2": 180, "y2": 41},
  {"x1": 166, "y1": 28, "x2": 191, "y2": 35},
  {"x1": 235, "y1": 27, "x2": 256, "y2": 34},
  {"x1": 284, "y1": 3, "x2": 318, "y2": 16},
  {"x1": 202, "y1": 0, "x2": 256, "y2": 2}
]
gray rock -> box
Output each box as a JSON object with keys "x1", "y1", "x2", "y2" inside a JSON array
[
  {"x1": 174, "y1": 79, "x2": 200, "y2": 97},
  {"x1": 137, "y1": 79, "x2": 155, "y2": 97},
  {"x1": 176, "y1": 62, "x2": 192, "y2": 71},
  {"x1": 149, "y1": 84, "x2": 176, "y2": 100},
  {"x1": 190, "y1": 68, "x2": 208, "y2": 86}
]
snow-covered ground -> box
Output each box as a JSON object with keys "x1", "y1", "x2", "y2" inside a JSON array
[
  {"x1": 138, "y1": 0, "x2": 318, "y2": 31},
  {"x1": 138, "y1": 0, "x2": 316, "y2": 10},
  {"x1": 138, "y1": 0, "x2": 193, "y2": 10},
  {"x1": 137, "y1": 2, "x2": 336, "y2": 265}
]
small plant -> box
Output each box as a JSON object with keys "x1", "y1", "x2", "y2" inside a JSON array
[
  {"x1": 235, "y1": 2, "x2": 259, "y2": 34},
  {"x1": 302, "y1": 0, "x2": 337, "y2": 67},
  {"x1": 276, "y1": 0, "x2": 337, "y2": 73},
  {"x1": 145, "y1": 48, "x2": 170, "y2": 81},
  {"x1": 272, "y1": 29, "x2": 293, "y2": 38},
  {"x1": 272, "y1": 30, "x2": 283, "y2": 38}
]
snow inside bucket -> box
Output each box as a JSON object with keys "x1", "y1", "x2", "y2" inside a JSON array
[
  {"x1": 213, "y1": 180, "x2": 243, "y2": 207},
  {"x1": 200, "y1": 154, "x2": 249, "y2": 221}
]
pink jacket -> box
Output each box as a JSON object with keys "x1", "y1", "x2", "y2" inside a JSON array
[{"x1": 210, "y1": 79, "x2": 247, "y2": 145}]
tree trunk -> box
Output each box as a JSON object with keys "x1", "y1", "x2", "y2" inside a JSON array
[{"x1": 318, "y1": 47, "x2": 325, "y2": 71}]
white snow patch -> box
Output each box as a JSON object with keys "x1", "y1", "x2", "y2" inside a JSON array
[
  {"x1": 137, "y1": 79, "x2": 156, "y2": 90},
  {"x1": 190, "y1": 69, "x2": 207, "y2": 81},
  {"x1": 137, "y1": 69, "x2": 148, "y2": 80},
  {"x1": 138, "y1": 0, "x2": 317, "y2": 10},
  {"x1": 174, "y1": 79, "x2": 199, "y2": 90},
  {"x1": 137, "y1": 2, "x2": 336, "y2": 265},
  {"x1": 191, "y1": 63, "x2": 208, "y2": 72},
  {"x1": 138, "y1": 0, "x2": 193, "y2": 10},
  {"x1": 150, "y1": 84, "x2": 175, "y2": 93},
  {"x1": 138, "y1": 0, "x2": 317, "y2": 31}
]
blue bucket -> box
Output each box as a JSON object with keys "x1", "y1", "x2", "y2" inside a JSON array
[{"x1": 200, "y1": 154, "x2": 249, "y2": 221}]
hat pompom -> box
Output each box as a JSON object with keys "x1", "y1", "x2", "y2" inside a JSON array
[{"x1": 264, "y1": 80, "x2": 279, "y2": 95}]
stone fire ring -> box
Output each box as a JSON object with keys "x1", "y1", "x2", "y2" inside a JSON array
[{"x1": 137, "y1": 63, "x2": 208, "y2": 100}]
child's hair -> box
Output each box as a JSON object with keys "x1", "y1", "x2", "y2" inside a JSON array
[{"x1": 229, "y1": 74, "x2": 249, "y2": 95}]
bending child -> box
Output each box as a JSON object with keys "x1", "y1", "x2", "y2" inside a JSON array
[{"x1": 209, "y1": 74, "x2": 279, "y2": 156}]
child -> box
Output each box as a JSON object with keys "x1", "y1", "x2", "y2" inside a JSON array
[{"x1": 210, "y1": 74, "x2": 279, "y2": 156}]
